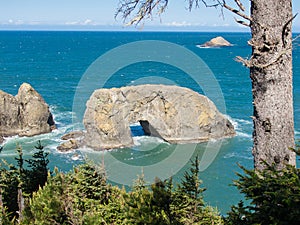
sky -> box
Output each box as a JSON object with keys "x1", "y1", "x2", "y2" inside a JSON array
[{"x1": 0, "y1": 0, "x2": 299, "y2": 32}]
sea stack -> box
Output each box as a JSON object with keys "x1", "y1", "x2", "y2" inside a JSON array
[
  {"x1": 201, "y1": 36, "x2": 232, "y2": 47},
  {"x1": 0, "y1": 83, "x2": 55, "y2": 137},
  {"x1": 83, "y1": 84, "x2": 235, "y2": 150}
]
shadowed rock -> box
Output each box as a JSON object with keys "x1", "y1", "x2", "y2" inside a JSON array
[
  {"x1": 83, "y1": 85, "x2": 235, "y2": 150},
  {"x1": 0, "y1": 83, "x2": 55, "y2": 137},
  {"x1": 61, "y1": 131, "x2": 84, "y2": 140}
]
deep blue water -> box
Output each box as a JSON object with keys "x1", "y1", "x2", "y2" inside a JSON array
[{"x1": 0, "y1": 31, "x2": 299, "y2": 214}]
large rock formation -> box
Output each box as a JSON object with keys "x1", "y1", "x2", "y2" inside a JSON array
[
  {"x1": 0, "y1": 83, "x2": 55, "y2": 137},
  {"x1": 83, "y1": 85, "x2": 235, "y2": 150},
  {"x1": 200, "y1": 36, "x2": 232, "y2": 47}
]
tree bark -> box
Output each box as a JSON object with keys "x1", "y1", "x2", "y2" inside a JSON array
[{"x1": 250, "y1": 0, "x2": 295, "y2": 170}]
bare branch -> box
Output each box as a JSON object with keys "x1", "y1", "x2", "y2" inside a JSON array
[
  {"x1": 223, "y1": 2, "x2": 251, "y2": 21},
  {"x1": 235, "y1": 56, "x2": 251, "y2": 67},
  {"x1": 234, "y1": 0, "x2": 245, "y2": 11},
  {"x1": 234, "y1": 18, "x2": 250, "y2": 27},
  {"x1": 282, "y1": 13, "x2": 298, "y2": 47},
  {"x1": 115, "y1": 0, "x2": 251, "y2": 28},
  {"x1": 187, "y1": 0, "x2": 222, "y2": 11},
  {"x1": 236, "y1": 48, "x2": 291, "y2": 69},
  {"x1": 115, "y1": 0, "x2": 169, "y2": 26}
]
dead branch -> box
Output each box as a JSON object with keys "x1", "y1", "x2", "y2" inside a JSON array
[
  {"x1": 223, "y1": 2, "x2": 251, "y2": 21},
  {"x1": 115, "y1": 0, "x2": 251, "y2": 28},
  {"x1": 235, "y1": 18, "x2": 250, "y2": 27},
  {"x1": 234, "y1": 0, "x2": 245, "y2": 11},
  {"x1": 236, "y1": 48, "x2": 291, "y2": 69},
  {"x1": 282, "y1": 13, "x2": 298, "y2": 47},
  {"x1": 187, "y1": 0, "x2": 222, "y2": 11},
  {"x1": 235, "y1": 56, "x2": 252, "y2": 67},
  {"x1": 115, "y1": 0, "x2": 169, "y2": 26}
]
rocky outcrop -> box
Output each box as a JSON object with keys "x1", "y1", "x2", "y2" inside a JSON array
[
  {"x1": 83, "y1": 85, "x2": 235, "y2": 150},
  {"x1": 0, "y1": 83, "x2": 55, "y2": 137},
  {"x1": 57, "y1": 131, "x2": 84, "y2": 152},
  {"x1": 0, "y1": 136, "x2": 3, "y2": 144},
  {"x1": 57, "y1": 139, "x2": 79, "y2": 152},
  {"x1": 61, "y1": 131, "x2": 84, "y2": 140},
  {"x1": 201, "y1": 36, "x2": 232, "y2": 47}
]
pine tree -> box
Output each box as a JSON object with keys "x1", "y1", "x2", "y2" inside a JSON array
[
  {"x1": 22, "y1": 168, "x2": 70, "y2": 225},
  {"x1": 178, "y1": 155, "x2": 206, "y2": 201},
  {"x1": 24, "y1": 141, "x2": 49, "y2": 194},
  {"x1": 225, "y1": 162, "x2": 300, "y2": 225},
  {"x1": 172, "y1": 155, "x2": 222, "y2": 225}
]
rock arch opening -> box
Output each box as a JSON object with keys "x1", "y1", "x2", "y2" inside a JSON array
[
  {"x1": 129, "y1": 120, "x2": 164, "y2": 141},
  {"x1": 139, "y1": 120, "x2": 164, "y2": 140}
]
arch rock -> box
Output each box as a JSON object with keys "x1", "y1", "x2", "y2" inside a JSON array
[{"x1": 83, "y1": 85, "x2": 235, "y2": 150}]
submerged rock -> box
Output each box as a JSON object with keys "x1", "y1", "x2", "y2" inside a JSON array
[
  {"x1": 201, "y1": 36, "x2": 232, "y2": 47},
  {"x1": 83, "y1": 84, "x2": 235, "y2": 150},
  {"x1": 0, "y1": 83, "x2": 55, "y2": 137}
]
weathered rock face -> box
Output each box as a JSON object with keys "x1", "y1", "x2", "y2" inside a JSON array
[
  {"x1": 0, "y1": 83, "x2": 55, "y2": 137},
  {"x1": 57, "y1": 139, "x2": 79, "y2": 152},
  {"x1": 201, "y1": 36, "x2": 232, "y2": 47},
  {"x1": 57, "y1": 131, "x2": 85, "y2": 152},
  {"x1": 83, "y1": 85, "x2": 235, "y2": 150}
]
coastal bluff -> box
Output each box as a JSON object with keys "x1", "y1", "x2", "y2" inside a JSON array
[
  {"x1": 82, "y1": 85, "x2": 235, "y2": 150},
  {"x1": 0, "y1": 83, "x2": 55, "y2": 139}
]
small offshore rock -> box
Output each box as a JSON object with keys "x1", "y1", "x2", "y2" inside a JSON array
[
  {"x1": 201, "y1": 36, "x2": 232, "y2": 47},
  {"x1": 61, "y1": 131, "x2": 84, "y2": 140},
  {"x1": 57, "y1": 139, "x2": 79, "y2": 152}
]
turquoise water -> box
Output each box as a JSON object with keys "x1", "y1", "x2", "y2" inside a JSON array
[{"x1": 0, "y1": 31, "x2": 299, "y2": 213}]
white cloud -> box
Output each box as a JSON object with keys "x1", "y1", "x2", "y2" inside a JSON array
[
  {"x1": 65, "y1": 19, "x2": 96, "y2": 26},
  {"x1": 82, "y1": 19, "x2": 93, "y2": 25},
  {"x1": 3, "y1": 19, "x2": 25, "y2": 25},
  {"x1": 164, "y1": 21, "x2": 192, "y2": 27},
  {"x1": 65, "y1": 21, "x2": 80, "y2": 25}
]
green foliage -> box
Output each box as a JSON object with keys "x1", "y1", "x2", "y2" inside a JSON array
[
  {"x1": 24, "y1": 141, "x2": 49, "y2": 194},
  {"x1": 22, "y1": 155, "x2": 222, "y2": 225},
  {"x1": 0, "y1": 142, "x2": 50, "y2": 221},
  {"x1": 1, "y1": 145, "x2": 223, "y2": 224},
  {"x1": 22, "y1": 162, "x2": 126, "y2": 225},
  {"x1": 123, "y1": 175, "x2": 175, "y2": 224},
  {"x1": 0, "y1": 160, "x2": 20, "y2": 219},
  {"x1": 123, "y1": 156, "x2": 223, "y2": 225},
  {"x1": 172, "y1": 155, "x2": 222, "y2": 225},
  {"x1": 22, "y1": 170, "x2": 69, "y2": 225},
  {"x1": 225, "y1": 163, "x2": 300, "y2": 225},
  {"x1": 178, "y1": 155, "x2": 206, "y2": 200},
  {"x1": 0, "y1": 205, "x2": 15, "y2": 225}
]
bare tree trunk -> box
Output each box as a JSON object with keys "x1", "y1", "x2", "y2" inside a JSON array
[
  {"x1": 250, "y1": 0, "x2": 295, "y2": 170},
  {"x1": 17, "y1": 188, "x2": 24, "y2": 223}
]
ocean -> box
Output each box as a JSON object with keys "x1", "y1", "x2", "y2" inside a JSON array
[{"x1": 0, "y1": 31, "x2": 299, "y2": 214}]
